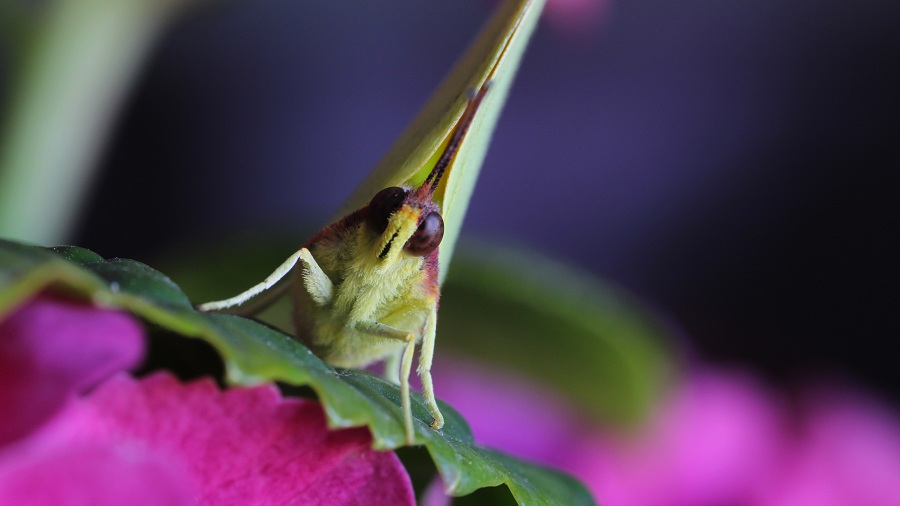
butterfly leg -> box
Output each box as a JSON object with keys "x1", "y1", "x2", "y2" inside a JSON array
[
  {"x1": 197, "y1": 248, "x2": 307, "y2": 312},
  {"x1": 297, "y1": 248, "x2": 334, "y2": 306},
  {"x1": 416, "y1": 303, "x2": 444, "y2": 430},
  {"x1": 355, "y1": 320, "x2": 418, "y2": 445}
]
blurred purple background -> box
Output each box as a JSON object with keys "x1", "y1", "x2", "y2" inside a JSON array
[{"x1": 76, "y1": 1, "x2": 899, "y2": 400}]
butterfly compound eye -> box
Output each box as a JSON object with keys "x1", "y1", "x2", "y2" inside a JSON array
[
  {"x1": 405, "y1": 212, "x2": 444, "y2": 256},
  {"x1": 367, "y1": 186, "x2": 407, "y2": 234}
]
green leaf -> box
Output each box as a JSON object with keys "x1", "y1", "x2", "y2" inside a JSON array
[
  {"x1": 440, "y1": 243, "x2": 674, "y2": 425},
  {"x1": 333, "y1": 0, "x2": 546, "y2": 285},
  {"x1": 0, "y1": 238, "x2": 595, "y2": 506}
]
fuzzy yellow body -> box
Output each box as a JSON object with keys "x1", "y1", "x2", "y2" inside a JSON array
[
  {"x1": 294, "y1": 218, "x2": 436, "y2": 369},
  {"x1": 198, "y1": 201, "x2": 444, "y2": 445}
]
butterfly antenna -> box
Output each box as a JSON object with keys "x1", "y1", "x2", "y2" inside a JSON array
[{"x1": 423, "y1": 81, "x2": 492, "y2": 192}]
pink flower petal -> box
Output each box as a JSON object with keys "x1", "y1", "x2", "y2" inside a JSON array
[
  {"x1": 432, "y1": 358, "x2": 588, "y2": 468},
  {"x1": 423, "y1": 357, "x2": 594, "y2": 506},
  {"x1": 1, "y1": 295, "x2": 413, "y2": 505},
  {"x1": 0, "y1": 441, "x2": 194, "y2": 506},
  {"x1": 433, "y1": 355, "x2": 900, "y2": 506},
  {"x1": 0, "y1": 296, "x2": 144, "y2": 446},
  {"x1": 764, "y1": 386, "x2": 900, "y2": 506},
  {"x1": 577, "y1": 368, "x2": 785, "y2": 506},
  {"x1": 9, "y1": 373, "x2": 414, "y2": 506}
]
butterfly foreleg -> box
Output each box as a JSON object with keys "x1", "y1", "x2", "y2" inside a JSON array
[{"x1": 197, "y1": 248, "x2": 305, "y2": 312}]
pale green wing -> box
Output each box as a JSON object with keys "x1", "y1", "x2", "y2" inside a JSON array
[{"x1": 332, "y1": 0, "x2": 546, "y2": 284}]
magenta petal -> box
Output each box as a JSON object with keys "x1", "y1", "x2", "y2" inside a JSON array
[
  {"x1": 0, "y1": 441, "x2": 194, "y2": 506},
  {"x1": 432, "y1": 357, "x2": 588, "y2": 467},
  {"x1": 79, "y1": 373, "x2": 415, "y2": 506},
  {"x1": 0, "y1": 296, "x2": 144, "y2": 446},
  {"x1": 764, "y1": 387, "x2": 900, "y2": 506},
  {"x1": 575, "y1": 368, "x2": 785, "y2": 506}
]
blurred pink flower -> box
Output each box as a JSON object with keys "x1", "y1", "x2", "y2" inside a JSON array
[
  {"x1": 761, "y1": 386, "x2": 900, "y2": 506},
  {"x1": 0, "y1": 295, "x2": 143, "y2": 446},
  {"x1": 489, "y1": 0, "x2": 612, "y2": 36},
  {"x1": 544, "y1": 0, "x2": 611, "y2": 36},
  {"x1": 0, "y1": 296, "x2": 415, "y2": 505},
  {"x1": 432, "y1": 357, "x2": 900, "y2": 506},
  {"x1": 576, "y1": 368, "x2": 785, "y2": 506}
]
